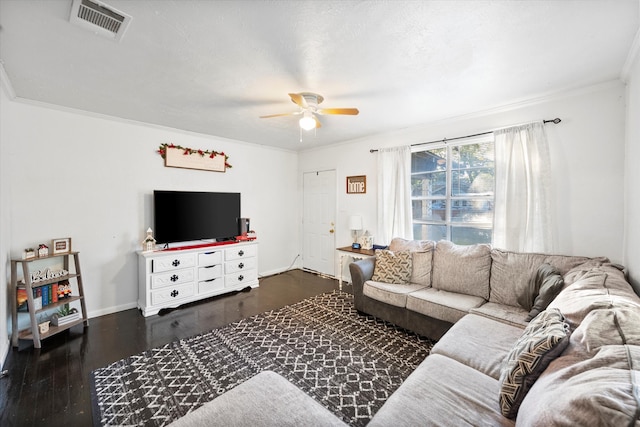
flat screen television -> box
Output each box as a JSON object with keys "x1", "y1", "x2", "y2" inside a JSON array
[{"x1": 153, "y1": 190, "x2": 241, "y2": 244}]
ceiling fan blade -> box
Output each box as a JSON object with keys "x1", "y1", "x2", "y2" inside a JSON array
[
  {"x1": 313, "y1": 115, "x2": 322, "y2": 129},
  {"x1": 259, "y1": 112, "x2": 300, "y2": 118},
  {"x1": 289, "y1": 93, "x2": 308, "y2": 109},
  {"x1": 317, "y1": 108, "x2": 359, "y2": 115}
]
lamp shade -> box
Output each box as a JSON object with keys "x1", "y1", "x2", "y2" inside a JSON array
[{"x1": 348, "y1": 215, "x2": 363, "y2": 230}]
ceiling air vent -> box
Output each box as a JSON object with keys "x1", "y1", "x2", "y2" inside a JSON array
[{"x1": 69, "y1": 0, "x2": 132, "y2": 42}]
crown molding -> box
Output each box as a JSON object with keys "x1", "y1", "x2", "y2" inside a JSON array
[
  {"x1": 621, "y1": 28, "x2": 640, "y2": 83},
  {"x1": 621, "y1": 2, "x2": 640, "y2": 83}
]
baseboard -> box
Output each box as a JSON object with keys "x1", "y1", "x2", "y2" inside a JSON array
[
  {"x1": 87, "y1": 302, "x2": 138, "y2": 319},
  {"x1": 0, "y1": 337, "x2": 9, "y2": 371}
]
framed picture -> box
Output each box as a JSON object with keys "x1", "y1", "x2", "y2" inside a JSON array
[
  {"x1": 52, "y1": 238, "x2": 72, "y2": 254},
  {"x1": 346, "y1": 175, "x2": 366, "y2": 194}
]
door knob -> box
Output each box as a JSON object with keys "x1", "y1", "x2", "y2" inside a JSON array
[{"x1": 329, "y1": 229, "x2": 335, "y2": 233}]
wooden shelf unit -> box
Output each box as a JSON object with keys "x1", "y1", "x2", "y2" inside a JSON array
[{"x1": 11, "y1": 251, "x2": 89, "y2": 349}]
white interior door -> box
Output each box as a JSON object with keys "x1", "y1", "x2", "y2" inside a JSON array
[{"x1": 303, "y1": 170, "x2": 336, "y2": 276}]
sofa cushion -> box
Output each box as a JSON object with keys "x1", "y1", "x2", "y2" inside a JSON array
[
  {"x1": 371, "y1": 249, "x2": 412, "y2": 284},
  {"x1": 499, "y1": 308, "x2": 570, "y2": 419},
  {"x1": 168, "y1": 370, "x2": 346, "y2": 427},
  {"x1": 548, "y1": 266, "x2": 640, "y2": 330},
  {"x1": 363, "y1": 281, "x2": 427, "y2": 308},
  {"x1": 517, "y1": 345, "x2": 640, "y2": 427},
  {"x1": 432, "y1": 241, "x2": 491, "y2": 300},
  {"x1": 470, "y1": 302, "x2": 529, "y2": 328},
  {"x1": 369, "y1": 354, "x2": 514, "y2": 427},
  {"x1": 431, "y1": 314, "x2": 524, "y2": 380},
  {"x1": 567, "y1": 308, "x2": 640, "y2": 354},
  {"x1": 388, "y1": 238, "x2": 434, "y2": 287},
  {"x1": 406, "y1": 288, "x2": 485, "y2": 324}
]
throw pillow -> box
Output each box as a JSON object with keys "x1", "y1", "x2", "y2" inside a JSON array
[
  {"x1": 371, "y1": 250, "x2": 412, "y2": 284},
  {"x1": 388, "y1": 237, "x2": 434, "y2": 287},
  {"x1": 526, "y1": 273, "x2": 564, "y2": 321},
  {"x1": 499, "y1": 308, "x2": 570, "y2": 419},
  {"x1": 517, "y1": 263, "x2": 565, "y2": 321}
]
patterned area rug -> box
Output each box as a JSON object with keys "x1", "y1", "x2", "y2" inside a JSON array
[{"x1": 90, "y1": 291, "x2": 435, "y2": 426}]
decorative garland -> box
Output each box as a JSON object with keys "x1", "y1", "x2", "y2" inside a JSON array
[{"x1": 157, "y1": 143, "x2": 232, "y2": 168}]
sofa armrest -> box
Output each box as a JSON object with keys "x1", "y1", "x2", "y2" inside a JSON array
[{"x1": 349, "y1": 257, "x2": 375, "y2": 309}]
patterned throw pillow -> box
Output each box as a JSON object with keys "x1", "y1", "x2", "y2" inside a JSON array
[
  {"x1": 499, "y1": 308, "x2": 570, "y2": 419},
  {"x1": 371, "y1": 250, "x2": 413, "y2": 284}
]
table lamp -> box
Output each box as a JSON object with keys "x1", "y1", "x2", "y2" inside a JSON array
[{"x1": 349, "y1": 215, "x2": 363, "y2": 248}]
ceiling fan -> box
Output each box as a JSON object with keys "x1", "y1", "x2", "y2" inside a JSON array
[{"x1": 260, "y1": 92, "x2": 359, "y2": 130}]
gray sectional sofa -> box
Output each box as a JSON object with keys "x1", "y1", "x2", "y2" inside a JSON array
[
  {"x1": 171, "y1": 238, "x2": 640, "y2": 426},
  {"x1": 351, "y1": 238, "x2": 640, "y2": 426}
]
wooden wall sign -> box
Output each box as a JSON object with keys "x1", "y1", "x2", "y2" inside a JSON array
[
  {"x1": 157, "y1": 144, "x2": 231, "y2": 172},
  {"x1": 346, "y1": 175, "x2": 366, "y2": 194}
]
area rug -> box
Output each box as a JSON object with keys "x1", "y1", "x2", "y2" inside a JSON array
[{"x1": 90, "y1": 291, "x2": 435, "y2": 426}]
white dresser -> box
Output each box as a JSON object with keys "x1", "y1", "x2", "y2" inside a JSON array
[{"x1": 138, "y1": 241, "x2": 258, "y2": 316}]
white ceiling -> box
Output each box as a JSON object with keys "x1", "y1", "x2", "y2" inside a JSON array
[{"x1": 0, "y1": 0, "x2": 638, "y2": 151}]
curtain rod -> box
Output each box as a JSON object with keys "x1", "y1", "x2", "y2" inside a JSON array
[{"x1": 369, "y1": 118, "x2": 561, "y2": 153}]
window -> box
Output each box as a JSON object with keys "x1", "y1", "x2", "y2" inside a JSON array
[{"x1": 411, "y1": 136, "x2": 495, "y2": 245}]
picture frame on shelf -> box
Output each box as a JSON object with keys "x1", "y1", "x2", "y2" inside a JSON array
[{"x1": 52, "y1": 238, "x2": 72, "y2": 254}]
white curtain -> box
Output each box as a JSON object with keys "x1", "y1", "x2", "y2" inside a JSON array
[
  {"x1": 493, "y1": 122, "x2": 554, "y2": 252},
  {"x1": 377, "y1": 146, "x2": 413, "y2": 244}
]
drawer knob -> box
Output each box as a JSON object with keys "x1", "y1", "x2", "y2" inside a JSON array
[
  {"x1": 171, "y1": 290, "x2": 179, "y2": 298},
  {"x1": 170, "y1": 274, "x2": 179, "y2": 282},
  {"x1": 172, "y1": 259, "x2": 181, "y2": 267},
  {"x1": 238, "y1": 250, "x2": 244, "y2": 257},
  {"x1": 238, "y1": 275, "x2": 244, "y2": 281},
  {"x1": 238, "y1": 262, "x2": 244, "y2": 269}
]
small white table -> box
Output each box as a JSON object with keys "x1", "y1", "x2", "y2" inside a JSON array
[{"x1": 336, "y1": 246, "x2": 376, "y2": 287}]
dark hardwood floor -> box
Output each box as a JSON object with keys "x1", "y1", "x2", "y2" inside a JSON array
[{"x1": 0, "y1": 269, "x2": 347, "y2": 427}]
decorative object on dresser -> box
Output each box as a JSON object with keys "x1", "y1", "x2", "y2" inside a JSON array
[
  {"x1": 141, "y1": 227, "x2": 156, "y2": 252},
  {"x1": 137, "y1": 241, "x2": 259, "y2": 317},
  {"x1": 10, "y1": 250, "x2": 89, "y2": 349}
]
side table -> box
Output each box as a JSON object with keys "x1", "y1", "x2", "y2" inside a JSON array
[{"x1": 336, "y1": 246, "x2": 376, "y2": 287}]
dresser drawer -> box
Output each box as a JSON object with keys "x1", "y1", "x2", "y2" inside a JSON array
[
  {"x1": 225, "y1": 269, "x2": 258, "y2": 288},
  {"x1": 151, "y1": 282, "x2": 195, "y2": 305},
  {"x1": 225, "y1": 257, "x2": 257, "y2": 274},
  {"x1": 199, "y1": 264, "x2": 222, "y2": 281},
  {"x1": 198, "y1": 250, "x2": 222, "y2": 266},
  {"x1": 225, "y1": 245, "x2": 257, "y2": 261},
  {"x1": 151, "y1": 268, "x2": 195, "y2": 289},
  {"x1": 152, "y1": 253, "x2": 196, "y2": 273},
  {"x1": 199, "y1": 277, "x2": 224, "y2": 294}
]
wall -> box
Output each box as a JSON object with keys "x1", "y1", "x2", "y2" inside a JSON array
[
  {"x1": 1, "y1": 94, "x2": 300, "y2": 335},
  {"x1": 0, "y1": 83, "x2": 12, "y2": 366},
  {"x1": 300, "y1": 81, "x2": 627, "y2": 266},
  {"x1": 625, "y1": 42, "x2": 640, "y2": 293}
]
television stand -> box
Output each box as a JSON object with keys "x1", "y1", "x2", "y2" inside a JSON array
[{"x1": 137, "y1": 240, "x2": 259, "y2": 316}]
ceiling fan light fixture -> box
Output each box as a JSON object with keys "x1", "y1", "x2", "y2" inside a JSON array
[{"x1": 299, "y1": 112, "x2": 316, "y2": 131}]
